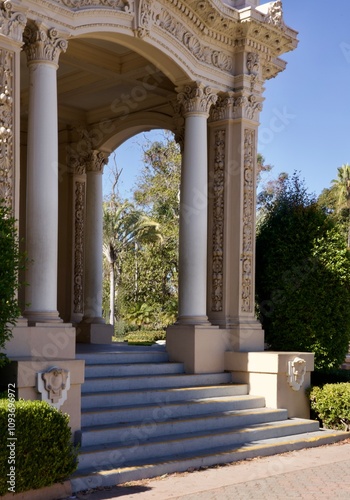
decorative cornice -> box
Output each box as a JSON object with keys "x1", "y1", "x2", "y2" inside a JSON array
[
  {"x1": 0, "y1": 1, "x2": 27, "y2": 43},
  {"x1": 86, "y1": 150, "x2": 108, "y2": 173},
  {"x1": 177, "y1": 83, "x2": 218, "y2": 116},
  {"x1": 23, "y1": 22, "x2": 68, "y2": 66}
]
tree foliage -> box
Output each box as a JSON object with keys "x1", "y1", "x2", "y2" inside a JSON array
[
  {"x1": 318, "y1": 164, "x2": 350, "y2": 246},
  {"x1": 103, "y1": 199, "x2": 162, "y2": 328},
  {"x1": 0, "y1": 204, "x2": 23, "y2": 366},
  {"x1": 256, "y1": 173, "x2": 350, "y2": 370}
]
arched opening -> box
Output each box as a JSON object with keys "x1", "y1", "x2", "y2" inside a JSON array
[{"x1": 102, "y1": 130, "x2": 180, "y2": 339}]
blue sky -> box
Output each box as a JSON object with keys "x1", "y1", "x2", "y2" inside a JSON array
[{"x1": 104, "y1": 0, "x2": 350, "y2": 199}]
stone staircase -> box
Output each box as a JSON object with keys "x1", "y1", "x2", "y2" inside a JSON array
[{"x1": 71, "y1": 345, "x2": 349, "y2": 494}]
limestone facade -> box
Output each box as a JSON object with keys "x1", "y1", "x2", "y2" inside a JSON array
[{"x1": 0, "y1": 0, "x2": 308, "y2": 430}]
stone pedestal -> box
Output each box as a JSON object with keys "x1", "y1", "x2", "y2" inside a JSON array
[
  {"x1": 225, "y1": 351, "x2": 315, "y2": 419},
  {"x1": 76, "y1": 322, "x2": 113, "y2": 344},
  {"x1": 166, "y1": 325, "x2": 231, "y2": 373}
]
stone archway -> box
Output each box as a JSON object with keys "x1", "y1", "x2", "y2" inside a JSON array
[{"x1": 1, "y1": 0, "x2": 303, "y2": 436}]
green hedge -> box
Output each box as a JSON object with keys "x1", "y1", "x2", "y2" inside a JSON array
[
  {"x1": 309, "y1": 383, "x2": 350, "y2": 430},
  {"x1": 124, "y1": 330, "x2": 166, "y2": 344},
  {"x1": 0, "y1": 399, "x2": 78, "y2": 496}
]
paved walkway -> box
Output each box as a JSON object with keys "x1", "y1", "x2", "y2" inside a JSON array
[{"x1": 67, "y1": 440, "x2": 350, "y2": 500}]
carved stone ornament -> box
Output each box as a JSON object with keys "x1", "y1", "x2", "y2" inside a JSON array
[
  {"x1": 177, "y1": 83, "x2": 218, "y2": 116},
  {"x1": 241, "y1": 128, "x2": 255, "y2": 313},
  {"x1": 209, "y1": 92, "x2": 262, "y2": 123},
  {"x1": 287, "y1": 357, "x2": 307, "y2": 391},
  {"x1": 73, "y1": 181, "x2": 85, "y2": 314},
  {"x1": 86, "y1": 150, "x2": 108, "y2": 173},
  {"x1": 0, "y1": 0, "x2": 27, "y2": 42},
  {"x1": 54, "y1": 0, "x2": 132, "y2": 11},
  {"x1": 37, "y1": 367, "x2": 71, "y2": 409},
  {"x1": 136, "y1": 0, "x2": 153, "y2": 38},
  {"x1": 246, "y1": 52, "x2": 260, "y2": 75},
  {"x1": 154, "y1": 7, "x2": 233, "y2": 72},
  {"x1": 211, "y1": 130, "x2": 225, "y2": 312},
  {"x1": 23, "y1": 22, "x2": 68, "y2": 65},
  {"x1": 0, "y1": 48, "x2": 14, "y2": 208},
  {"x1": 266, "y1": 0, "x2": 284, "y2": 29}
]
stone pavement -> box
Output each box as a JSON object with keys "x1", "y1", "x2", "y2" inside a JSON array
[{"x1": 67, "y1": 440, "x2": 350, "y2": 500}]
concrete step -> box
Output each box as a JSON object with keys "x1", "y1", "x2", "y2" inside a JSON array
[
  {"x1": 81, "y1": 407, "x2": 288, "y2": 447},
  {"x1": 76, "y1": 350, "x2": 169, "y2": 365},
  {"x1": 81, "y1": 394, "x2": 267, "y2": 427},
  {"x1": 81, "y1": 384, "x2": 249, "y2": 410},
  {"x1": 71, "y1": 428, "x2": 350, "y2": 493},
  {"x1": 85, "y1": 362, "x2": 184, "y2": 378},
  {"x1": 82, "y1": 372, "x2": 232, "y2": 393},
  {"x1": 76, "y1": 419, "x2": 320, "y2": 470}
]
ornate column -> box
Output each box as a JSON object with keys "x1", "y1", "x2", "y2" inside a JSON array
[
  {"x1": 176, "y1": 83, "x2": 217, "y2": 324},
  {"x1": 167, "y1": 83, "x2": 233, "y2": 374},
  {"x1": 76, "y1": 150, "x2": 113, "y2": 343},
  {"x1": 23, "y1": 22, "x2": 68, "y2": 324},
  {"x1": 208, "y1": 51, "x2": 265, "y2": 351}
]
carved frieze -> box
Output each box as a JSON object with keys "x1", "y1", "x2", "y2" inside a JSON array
[
  {"x1": 241, "y1": 128, "x2": 255, "y2": 313},
  {"x1": 211, "y1": 129, "x2": 225, "y2": 312},
  {"x1": 23, "y1": 22, "x2": 68, "y2": 65},
  {"x1": 177, "y1": 83, "x2": 217, "y2": 116},
  {"x1": 55, "y1": 0, "x2": 132, "y2": 10},
  {"x1": 209, "y1": 92, "x2": 262, "y2": 123},
  {"x1": 154, "y1": 7, "x2": 233, "y2": 72},
  {"x1": 0, "y1": 48, "x2": 13, "y2": 208},
  {"x1": 0, "y1": 0, "x2": 26, "y2": 42}
]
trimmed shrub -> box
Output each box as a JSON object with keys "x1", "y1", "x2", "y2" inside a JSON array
[
  {"x1": 256, "y1": 174, "x2": 350, "y2": 370},
  {"x1": 0, "y1": 399, "x2": 77, "y2": 495},
  {"x1": 309, "y1": 383, "x2": 350, "y2": 430},
  {"x1": 124, "y1": 330, "x2": 166, "y2": 344}
]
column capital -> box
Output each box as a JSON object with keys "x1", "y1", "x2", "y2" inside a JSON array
[
  {"x1": 0, "y1": 0, "x2": 26, "y2": 43},
  {"x1": 177, "y1": 82, "x2": 218, "y2": 118},
  {"x1": 86, "y1": 150, "x2": 108, "y2": 174},
  {"x1": 23, "y1": 21, "x2": 68, "y2": 66},
  {"x1": 209, "y1": 91, "x2": 263, "y2": 123}
]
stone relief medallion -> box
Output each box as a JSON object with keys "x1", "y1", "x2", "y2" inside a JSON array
[
  {"x1": 287, "y1": 357, "x2": 307, "y2": 391},
  {"x1": 37, "y1": 366, "x2": 71, "y2": 409}
]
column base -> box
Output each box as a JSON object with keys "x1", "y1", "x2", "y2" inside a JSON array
[
  {"x1": 76, "y1": 321, "x2": 113, "y2": 344},
  {"x1": 225, "y1": 351, "x2": 315, "y2": 419},
  {"x1": 23, "y1": 310, "x2": 63, "y2": 326},
  {"x1": 166, "y1": 324, "x2": 230, "y2": 373},
  {"x1": 175, "y1": 315, "x2": 211, "y2": 326}
]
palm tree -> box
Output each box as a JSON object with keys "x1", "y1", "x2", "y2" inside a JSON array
[
  {"x1": 103, "y1": 201, "x2": 162, "y2": 329},
  {"x1": 331, "y1": 164, "x2": 350, "y2": 247}
]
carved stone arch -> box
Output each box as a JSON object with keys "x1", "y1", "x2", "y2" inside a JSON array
[{"x1": 97, "y1": 111, "x2": 177, "y2": 153}]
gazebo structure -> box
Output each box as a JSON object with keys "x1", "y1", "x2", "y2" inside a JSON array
[{"x1": 2, "y1": 0, "x2": 332, "y2": 490}]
